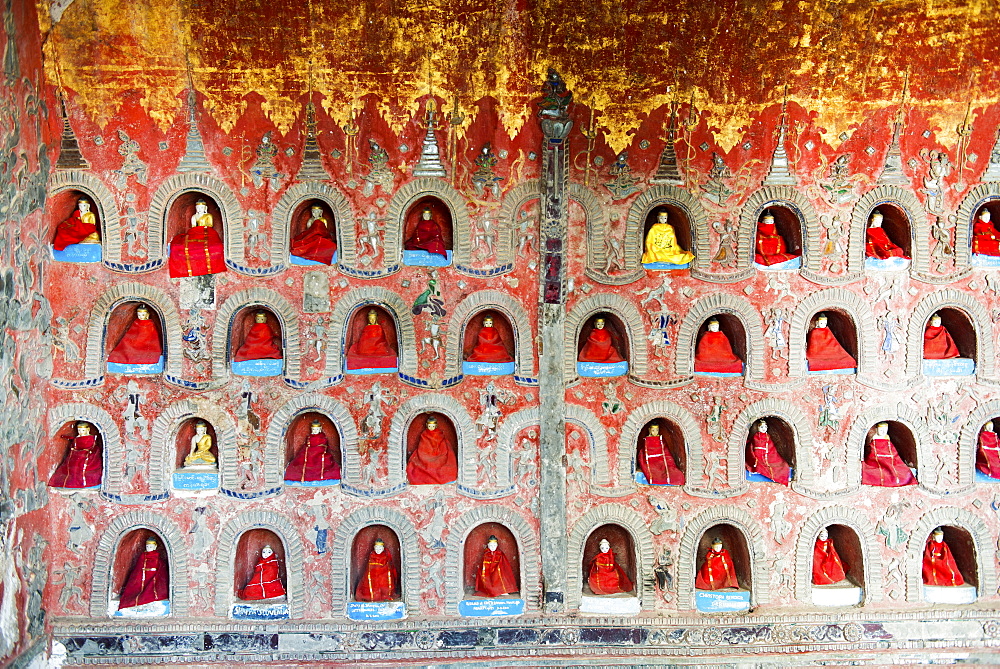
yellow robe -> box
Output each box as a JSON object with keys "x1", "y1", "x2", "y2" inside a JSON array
[{"x1": 642, "y1": 223, "x2": 694, "y2": 265}]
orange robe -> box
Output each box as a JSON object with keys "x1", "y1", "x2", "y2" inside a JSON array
[
  {"x1": 233, "y1": 323, "x2": 282, "y2": 361},
  {"x1": 812, "y1": 538, "x2": 847, "y2": 585},
  {"x1": 923, "y1": 325, "x2": 959, "y2": 359},
  {"x1": 406, "y1": 427, "x2": 458, "y2": 484},
  {"x1": 578, "y1": 327, "x2": 624, "y2": 363},
  {"x1": 355, "y1": 549, "x2": 397, "y2": 602},
  {"x1": 290, "y1": 218, "x2": 337, "y2": 264},
  {"x1": 972, "y1": 219, "x2": 1000, "y2": 256},
  {"x1": 695, "y1": 548, "x2": 739, "y2": 590},
  {"x1": 588, "y1": 549, "x2": 633, "y2": 595},
  {"x1": 108, "y1": 318, "x2": 162, "y2": 365},
  {"x1": 922, "y1": 538, "x2": 964, "y2": 587},
  {"x1": 694, "y1": 330, "x2": 742, "y2": 373},
  {"x1": 466, "y1": 325, "x2": 513, "y2": 363},
  {"x1": 806, "y1": 327, "x2": 856, "y2": 371},
  {"x1": 475, "y1": 547, "x2": 518, "y2": 597},
  {"x1": 346, "y1": 322, "x2": 397, "y2": 369},
  {"x1": 53, "y1": 209, "x2": 98, "y2": 250},
  {"x1": 866, "y1": 227, "x2": 908, "y2": 259}
]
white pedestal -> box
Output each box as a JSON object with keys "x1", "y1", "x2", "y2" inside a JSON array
[
  {"x1": 580, "y1": 593, "x2": 641, "y2": 616},
  {"x1": 812, "y1": 583, "x2": 863, "y2": 607},
  {"x1": 923, "y1": 584, "x2": 977, "y2": 604}
]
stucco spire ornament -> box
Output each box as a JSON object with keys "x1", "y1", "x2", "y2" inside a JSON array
[
  {"x1": 763, "y1": 94, "x2": 796, "y2": 187},
  {"x1": 412, "y1": 100, "x2": 448, "y2": 178},
  {"x1": 982, "y1": 127, "x2": 1000, "y2": 182},
  {"x1": 55, "y1": 89, "x2": 88, "y2": 170},
  {"x1": 878, "y1": 73, "x2": 910, "y2": 186},
  {"x1": 296, "y1": 101, "x2": 329, "y2": 181},
  {"x1": 177, "y1": 88, "x2": 211, "y2": 173},
  {"x1": 651, "y1": 94, "x2": 683, "y2": 186}
]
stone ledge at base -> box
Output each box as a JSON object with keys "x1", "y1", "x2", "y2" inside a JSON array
[
  {"x1": 108, "y1": 357, "x2": 165, "y2": 375},
  {"x1": 403, "y1": 250, "x2": 452, "y2": 267},
  {"x1": 232, "y1": 359, "x2": 284, "y2": 377},
  {"x1": 812, "y1": 583, "x2": 863, "y2": 607},
  {"x1": 923, "y1": 584, "x2": 977, "y2": 604},
  {"x1": 580, "y1": 593, "x2": 641, "y2": 616},
  {"x1": 172, "y1": 470, "x2": 219, "y2": 491},
  {"x1": 290, "y1": 251, "x2": 336, "y2": 266},
  {"x1": 463, "y1": 361, "x2": 515, "y2": 376}
]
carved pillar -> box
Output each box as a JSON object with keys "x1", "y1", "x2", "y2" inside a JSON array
[{"x1": 536, "y1": 69, "x2": 573, "y2": 612}]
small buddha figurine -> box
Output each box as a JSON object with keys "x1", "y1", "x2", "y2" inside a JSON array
[
  {"x1": 475, "y1": 535, "x2": 518, "y2": 598},
  {"x1": 812, "y1": 528, "x2": 847, "y2": 585},
  {"x1": 695, "y1": 537, "x2": 739, "y2": 590},
  {"x1": 806, "y1": 313, "x2": 856, "y2": 372},
  {"x1": 638, "y1": 423, "x2": 684, "y2": 485},
  {"x1": 587, "y1": 538, "x2": 633, "y2": 595},
  {"x1": 976, "y1": 420, "x2": 1000, "y2": 479},
  {"x1": 355, "y1": 538, "x2": 397, "y2": 602},
  {"x1": 406, "y1": 416, "x2": 458, "y2": 485},
  {"x1": 861, "y1": 422, "x2": 916, "y2": 487},
  {"x1": 747, "y1": 420, "x2": 791, "y2": 485},
  {"x1": 49, "y1": 421, "x2": 102, "y2": 488},
  {"x1": 107, "y1": 304, "x2": 163, "y2": 366},
  {"x1": 694, "y1": 319, "x2": 742, "y2": 374},
  {"x1": 239, "y1": 544, "x2": 286, "y2": 600},
  {"x1": 53, "y1": 198, "x2": 100, "y2": 250},
  {"x1": 168, "y1": 199, "x2": 226, "y2": 278},
  {"x1": 972, "y1": 209, "x2": 1000, "y2": 256},
  {"x1": 346, "y1": 309, "x2": 397, "y2": 369},
  {"x1": 641, "y1": 210, "x2": 694, "y2": 266},
  {"x1": 922, "y1": 528, "x2": 965, "y2": 587},
  {"x1": 754, "y1": 212, "x2": 798, "y2": 266},
  {"x1": 233, "y1": 311, "x2": 283, "y2": 361},
  {"x1": 405, "y1": 206, "x2": 448, "y2": 257},
  {"x1": 183, "y1": 421, "x2": 216, "y2": 467},
  {"x1": 923, "y1": 313, "x2": 960, "y2": 359},
  {"x1": 118, "y1": 537, "x2": 169, "y2": 610},
  {"x1": 577, "y1": 317, "x2": 625, "y2": 363},
  {"x1": 865, "y1": 209, "x2": 908, "y2": 259},
  {"x1": 466, "y1": 316, "x2": 514, "y2": 363},
  {"x1": 285, "y1": 420, "x2": 341, "y2": 483},
  {"x1": 290, "y1": 205, "x2": 337, "y2": 264}
]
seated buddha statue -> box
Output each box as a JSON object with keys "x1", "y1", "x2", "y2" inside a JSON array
[
  {"x1": 466, "y1": 316, "x2": 513, "y2": 363},
  {"x1": 49, "y1": 421, "x2": 103, "y2": 489},
  {"x1": 695, "y1": 538, "x2": 739, "y2": 590},
  {"x1": 922, "y1": 528, "x2": 964, "y2": 587},
  {"x1": 865, "y1": 209, "x2": 908, "y2": 259},
  {"x1": 346, "y1": 309, "x2": 397, "y2": 370},
  {"x1": 754, "y1": 212, "x2": 798, "y2": 266},
  {"x1": 972, "y1": 209, "x2": 1000, "y2": 256},
  {"x1": 976, "y1": 420, "x2": 1000, "y2": 479},
  {"x1": 638, "y1": 423, "x2": 684, "y2": 485},
  {"x1": 577, "y1": 317, "x2": 625, "y2": 364},
  {"x1": 694, "y1": 319, "x2": 743, "y2": 374},
  {"x1": 233, "y1": 312, "x2": 283, "y2": 362},
  {"x1": 474, "y1": 535, "x2": 518, "y2": 598},
  {"x1": 355, "y1": 538, "x2": 397, "y2": 602},
  {"x1": 406, "y1": 416, "x2": 458, "y2": 485},
  {"x1": 290, "y1": 205, "x2": 337, "y2": 264},
  {"x1": 405, "y1": 206, "x2": 448, "y2": 257},
  {"x1": 183, "y1": 421, "x2": 216, "y2": 467},
  {"x1": 285, "y1": 420, "x2": 340, "y2": 483},
  {"x1": 239, "y1": 545, "x2": 286, "y2": 600},
  {"x1": 812, "y1": 528, "x2": 847, "y2": 585},
  {"x1": 587, "y1": 538, "x2": 633, "y2": 595},
  {"x1": 746, "y1": 420, "x2": 791, "y2": 485},
  {"x1": 108, "y1": 305, "x2": 163, "y2": 367},
  {"x1": 641, "y1": 210, "x2": 694, "y2": 266},
  {"x1": 168, "y1": 200, "x2": 227, "y2": 278},
  {"x1": 861, "y1": 422, "x2": 916, "y2": 487},
  {"x1": 53, "y1": 198, "x2": 100, "y2": 250},
  {"x1": 806, "y1": 314, "x2": 856, "y2": 372},
  {"x1": 923, "y1": 313, "x2": 960, "y2": 359},
  {"x1": 117, "y1": 538, "x2": 169, "y2": 611}
]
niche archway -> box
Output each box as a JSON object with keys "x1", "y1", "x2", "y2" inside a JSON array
[
  {"x1": 693, "y1": 314, "x2": 746, "y2": 376},
  {"x1": 288, "y1": 198, "x2": 338, "y2": 266},
  {"x1": 105, "y1": 301, "x2": 166, "y2": 375},
  {"x1": 49, "y1": 187, "x2": 104, "y2": 263},
  {"x1": 165, "y1": 190, "x2": 227, "y2": 277},
  {"x1": 405, "y1": 411, "x2": 459, "y2": 486},
  {"x1": 922, "y1": 307, "x2": 976, "y2": 377},
  {"x1": 635, "y1": 417, "x2": 686, "y2": 486},
  {"x1": 402, "y1": 196, "x2": 453, "y2": 266},
  {"x1": 862, "y1": 421, "x2": 918, "y2": 487},
  {"x1": 229, "y1": 306, "x2": 284, "y2": 377},
  {"x1": 350, "y1": 525, "x2": 403, "y2": 603},
  {"x1": 581, "y1": 523, "x2": 637, "y2": 596},
  {"x1": 283, "y1": 411, "x2": 342, "y2": 486},
  {"x1": 804, "y1": 309, "x2": 858, "y2": 374},
  {"x1": 809, "y1": 524, "x2": 865, "y2": 606},
  {"x1": 462, "y1": 309, "x2": 517, "y2": 376},
  {"x1": 640, "y1": 204, "x2": 693, "y2": 267},
  {"x1": 576, "y1": 311, "x2": 630, "y2": 378},
  {"x1": 233, "y1": 529, "x2": 288, "y2": 614},
  {"x1": 693, "y1": 523, "x2": 753, "y2": 612},
  {"x1": 48, "y1": 420, "x2": 104, "y2": 490},
  {"x1": 172, "y1": 417, "x2": 219, "y2": 492},
  {"x1": 462, "y1": 522, "x2": 521, "y2": 599},
  {"x1": 865, "y1": 203, "x2": 911, "y2": 262},
  {"x1": 109, "y1": 528, "x2": 170, "y2": 617},
  {"x1": 744, "y1": 416, "x2": 795, "y2": 485},
  {"x1": 970, "y1": 200, "x2": 1000, "y2": 266},
  {"x1": 344, "y1": 304, "x2": 400, "y2": 374},
  {"x1": 921, "y1": 525, "x2": 979, "y2": 602},
  {"x1": 753, "y1": 205, "x2": 803, "y2": 269}
]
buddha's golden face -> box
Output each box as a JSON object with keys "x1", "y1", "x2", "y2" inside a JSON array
[
  {"x1": 136, "y1": 307, "x2": 150, "y2": 321},
  {"x1": 483, "y1": 317, "x2": 494, "y2": 328},
  {"x1": 367, "y1": 310, "x2": 378, "y2": 325},
  {"x1": 594, "y1": 318, "x2": 605, "y2": 330},
  {"x1": 255, "y1": 312, "x2": 267, "y2": 324}
]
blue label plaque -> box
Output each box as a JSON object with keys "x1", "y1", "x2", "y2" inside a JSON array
[{"x1": 458, "y1": 598, "x2": 524, "y2": 617}]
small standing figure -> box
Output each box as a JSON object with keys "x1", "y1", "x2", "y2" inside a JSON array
[
  {"x1": 865, "y1": 209, "x2": 909, "y2": 259},
  {"x1": 284, "y1": 420, "x2": 340, "y2": 483},
  {"x1": 49, "y1": 422, "x2": 103, "y2": 489},
  {"x1": 233, "y1": 311, "x2": 282, "y2": 362},
  {"x1": 922, "y1": 528, "x2": 964, "y2": 587},
  {"x1": 475, "y1": 535, "x2": 518, "y2": 597},
  {"x1": 694, "y1": 319, "x2": 742, "y2": 374},
  {"x1": 861, "y1": 422, "x2": 916, "y2": 487},
  {"x1": 355, "y1": 538, "x2": 397, "y2": 602},
  {"x1": 183, "y1": 422, "x2": 216, "y2": 467},
  {"x1": 923, "y1": 313, "x2": 960, "y2": 359},
  {"x1": 168, "y1": 200, "x2": 226, "y2": 278},
  {"x1": 577, "y1": 317, "x2": 625, "y2": 363},
  {"x1": 638, "y1": 423, "x2": 684, "y2": 486},
  {"x1": 641, "y1": 210, "x2": 694, "y2": 266},
  {"x1": 806, "y1": 313, "x2": 856, "y2": 372},
  {"x1": 976, "y1": 420, "x2": 1000, "y2": 479},
  {"x1": 405, "y1": 206, "x2": 448, "y2": 257},
  {"x1": 972, "y1": 208, "x2": 1000, "y2": 256},
  {"x1": 812, "y1": 528, "x2": 847, "y2": 585},
  {"x1": 53, "y1": 198, "x2": 99, "y2": 250},
  {"x1": 406, "y1": 416, "x2": 458, "y2": 485},
  {"x1": 695, "y1": 538, "x2": 739, "y2": 590},
  {"x1": 118, "y1": 538, "x2": 169, "y2": 610},
  {"x1": 747, "y1": 419, "x2": 791, "y2": 485},
  {"x1": 108, "y1": 305, "x2": 163, "y2": 366},
  {"x1": 587, "y1": 538, "x2": 633, "y2": 595},
  {"x1": 290, "y1": 205, "x2": 337, "y2": 265},
  {"x1": 239, "y1": 545, "x2": 286, "y2": 600}
]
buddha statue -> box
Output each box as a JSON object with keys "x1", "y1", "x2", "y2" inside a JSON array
[
  {"x1": 923, "y1": 313, "x2": 959, "y2": 359},
  {"x1": 754, "y1": 211, "x2": 798, "y2": 266},
  {"x1": 865, "y1": 209, "x2": 908, "y2": 259},
  {"x1": 577, "y1": 317, "x2": 625, "y2": 363},
  {"x1": 183, "y1": 421, "x2": 216, "y2": 467},
  {"x1": 806, "y1": 314, "x2": 856, "y2": 372},
  {"x1": 290, "y1": 204, "x2": 337, "y2": 264},
  {"x1": 466, "y1": 316, "x2": 514, "y2": 363},
  {"x1": 49, "y1": 421, "x2": 102, "y2": 489},
  {"x1": 638, "y1": 423, "x2": 684, "y2": 485},
  {"x1": 405, "y1": 206, "x2": 448, "y2": 257},
  {"x1": 474, "y1": 535, "x2": 518, "y2": 598},
  {"x1": 972, "y1": 209, "x2": 1000, "y2": 256},
  {"x1": 355, "y1": 538, "x2": 397, "y2": 602},
  {"x1": 118, "y1": 537, "x2": 169, "y2": 610},
  {"x1": 346, "y1": 308, "x2": 397, "y2": 370},
  {"x1": 977, "y1": 420, "x2": 1000, "y2": 479},
  {"x1": 587, "y1": 538, "x2": 633, "y2": 595},
  {"x1": 922, "y1": 528, "x2": 964, "y2": 587},
  {"x1": 53, "y1": 198, "x2": 100, "y2": 250},
  {"x1": 695, "y1": 538, "x2": 739, "y2": 590},
  {"x1": 168, "y1": 199, "x2": 226, "y2": 278},
  {"x1": 233, "y1": 311, "x2": 283, "y2": 362},
  {"x1": 108, "y1": 305, "x2": 163, "y2": 367},
  {"x1": 861, "y1": 422, "x2": 916, "y2": 487},
  {"x1": 812, "y1": 528, "x2": 847, "y2": 585},
  {"x1": 694, "y1": 319, "x2": 742, "y2": 374},
  {"x1": 285, "y1": 420, "x2": 340, "y2": 483},
  {"x1": 406, "y1": 416, "x2": 458, "y2": 485},
  {"x1": 747, "y1": 419, "x2": 791, "y2": 485},
  {"x1": 239, "y1": 544, "x2": 286, "y2": 600},
  {"x1": 641, "y1": 210, "x2": 694, "y2": 266}
]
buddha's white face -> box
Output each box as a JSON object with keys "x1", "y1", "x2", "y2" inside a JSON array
[
  {"x1": 367, "y1": 310, "x2": 378, "y2": 325},
  {"x1": 421, "y1": 209, "x2": 432, "y2": 221},
  {"x1": 707, "y1": 320, "x2": 720, "y2": 333},
  {"x1": 599, "y1": 539, "x2": 610, "y2": 553},
  {"x1": 870, "y1": 212, "x2": 883, "y2": 227},
  {"x1": 426, "y1": 418, "x2": 438, "y2": 431},
  {"x1": 137, "y1": 308, "x2": 150, "y2": 321},
  {"x1": 77, "y1": 423, "x2": 91, "y2": 436},
  {"x1": 758, "y1": 421, "x2": 768, "y2": 433},
  {"x1": 932, "y1": 531, "x2": 944, "y2": 544},
  {"x1": 818, "y1": 528, "x2": 829, "y2": 541},
  {"x1": 648, "y1": 424, "x2": 660, "y2": 436},
  {"x1": 311, "y1": 206, "x2": 323, "y2": 218},
  {"x1": 981, "y1": 210, "x2": 992, "y2": 223},
  {"x1": 262, "y1": 546, "x2": 273, "y2": 559},
  {"x1": 931, "y1": 315, "x2": 942, "y2": 327},
  {"x1": 761, "y1": 215, "x2": 774, "y2": 225},
  {"x1": 195, "y1": 424, "x2": 207, "y2": 436},
  {"x1": 483, "y1": 317, "x2": 494, "y2": 328},
  {"x1": 876, "y1": 423, "x2": 889, "y2": 438},
  {"x1": 310, "y1": 423, "x2": 322, "y2": 434},
  {"x1": 78, "y1": 200, "x2": 91, "y2": 213},
  {"x1": 816, "y1": 316, "x2": 828, "y2": 328},
  {"x1": 711, "y1": 541, "x2": 723, "y2": 553},
  {"x1": 374, "y1": 542, "x2": 384, "y2": 554},
  {"x1": 145, "y1": 540, "x2": 157, "y2": 552},
  {"x1": 255, "y1": 312, "x2": 267, "y2": 324},
  {"x1": 488, "y1": 539, "x2": 498, "y2": 552},
  {"x1": 986, "y1": 421, "x2": 995, "y2": 432},
  {"x1": 594, "y1": 318, "x2": 605, "y2": 330},
  {"x1": 196, "y1": 202, "x2": 208, "y2": 214},
  {"x1": 657, "y1": 211, "x2": 668, "y2": 224}
]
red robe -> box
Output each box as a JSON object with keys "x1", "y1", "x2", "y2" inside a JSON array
[
  {"x1": 694, "y1": 330, "x2": 742, "y2": 373},
  {"x1": 806, "y1": 327, "x2": 856, "y2": 371},
  {"x1": 923, "y1": 325, "x2": 960, "y2": 359},
  {"x1": 475, "y1": 548, "x2": 518, "y2": 597},
  {"x1": 405, "y1": 217, "x2": 448, "y2": 256},
  {"x1": 108, "y1": 318, "x2": 162, "y2": 364},
  {"x1": 49, "y1": 434, "x2": 102, "y2": 488},
  {"x1": 866, "y1": 227, "x2": 908, "y2": 259},
  {"x1": 639, "y1": 435, "x2": 685, "y2": 485},
  {"x1": 754, "y1": 222, "x2": 798, "y2": 266},
  {"x1": 466, "y1": 326, "x2": 513, "y2": 363},
  {"x1": 53, "y1": 209, "x2": 98, "y2": 251},
  {"x1": 812, "y1": 538, "x2": 847, "y2": 585},
  {"x1": 972, "y1": 219, "x2": 1000, "y2": 256},
  {"x1": 588, "y1": 549, "x2": 633, "y2": 595},
  {"x1": 747, "y1": 432, "x2": 791, "y2": 485},
  {"x1": 118, "y1": 550, "x2": 169, "y2": 609},
  {"x1": 346, "y1": 322, "x2": 397, "y2": 369},
  {"x1": 977, "y1": 430, "x2": 1000, "y2": 479},
  {"x1": 285, "y1": 433, "x2": 340, "y2": 482},
  {"x1": 234, "y1": 322, "x2": 282, "y2": 361},
  {"x1": 922, "y1": 538, "x2": 965, "y2": 587},
  {"x1": 578, "y1": 327, "x2": 625, "y2": 363},
  {"x1": 290, "y1": 218, "x2": 337, "y2": 264},
  {"x1": 355, "y1": 549, "x2": 397, "y2": 602},
  {"x1": 861, "y1": 437, "x2": 916, "y2": 487},
  {"x1": 168, "y1": 225, "x2": 226, "y2": 278},
  {"x1": 239, "y1": 554, "x2": 286, "y2": 600},
  {"x1": 406, "y1": 427, "x2": 458, "y2": 484},
  {"x1": 695, "y1": 548, "x2": 739, "y2": 590}
]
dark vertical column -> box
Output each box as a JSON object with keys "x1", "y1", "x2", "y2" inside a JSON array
[{"x1": 536, "y1": 69, "x2": 573, "y2": 613}]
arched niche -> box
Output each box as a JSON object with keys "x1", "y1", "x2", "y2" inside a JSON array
[
  {"x1": 634, "y1": 417, "x2": 686, "y2": 486},
  {"x1": 344, "y1": 304, "x2": 399, "y2": 372},
  {"x1": 693, "y1": 314, "x2": 746, "y2": 375},
  {"x1": 233, "y1": 529, "x2": 287, "y2": 601},
  {"x1": 229, "y1": 306, "x2": 284, "y2": 377},
  {"x1": 110, "y1": 528, "x2": 170, "y2": 615},
  {"x1": 104, "y1": 301, "x2": 166, "y2": 374},
  {"x1": 405, "y1": 411, "x2": 459, "y2": 485},
  {"x1": 865, "y1": 203, "x2": 911, "y2": 258},
  {"x1": 173, "y1": 416, "x2": 219, "y2": 471},
  {"x1": 862, "y1": 421, "x2": 918, "y2": 485},
  {"x1": 804, "y1": 309, "x2": 858, "y2": 373},
  {"x1": 581, "y1": 523, "x2": 637, "y2": 596},
  {"x1": 969, "y1": 200, "x2": 1000, "y2": 263},
  {"x1": 289, "y1": 198, "x2": 337, "y2": 262},
  {"x1": 640, "y1": 205, "x2": 693, "y2": 262},
  {"x1": 922, "y1": 307, "x2": 976, "y2": 363},
  {"x1": 576, "y1": 312, "x2": 629, "y2": 362},
  {"x1": 815, "y1": 524, "x2": 866, "y2": 592},
  {"x1": 48, "y1": 187, "x2": 104, "y2": 262},
  {"x1": 462, "y1": 522, "x2": 521, "y2": 598},
  {"x1": 753, "y1": 205, "x2": 803, "y2": 267},
  {"x1": 744, "y1": 416, "x2": 795, "y2": 482},
  {"x1": 350, "y1": 525, "x2": 403, "y2": 602},
  {"x1": 47, "y1": 420, "x2": 104, "y2": 490},
  {"x1": 696, "y1": 523, "x2": 753, "y2": 592},
  {"x1": 284, "y1": 411, "x2": 342, "y2": 484},
  {"x1": 462, "y1": 309, "x2": 516, "y2": 370},
  {"x1": 166, "y1": 190, "x2": 224, "y2": 250},
  {"x1": 272, "y1": 182, "x2": 355, "y2": 269},
  {"x1": 923, "y1": 526, "x2": 979, "y2": 591},
  {"x1": 402, "y1": 195, "x2": 453, "y2": 265}
]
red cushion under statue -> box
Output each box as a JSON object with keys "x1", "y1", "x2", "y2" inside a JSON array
[
  {"x1": 972, "y1": 209, "x2": 1000, "y2": 256},
  {"x1": 578, "y1": 317, "x2": 625, "y2": 363},
  {"x1": 108, "y1": 304, "x2": 162, "y2": 365},
  {"x1": 466, "y1": 316, "x2": 514, "y2": 363},
  {"x1": 923, "y1": 313, "x2": 960, "y2": 359},
  {"x1": 922, "y1": 529, "x2": 965, "y2": 587},
  {"x1": 812, "y1": 528, "x2": 847, "y2": 585},
  {"x1": 861, "y1": 423, "x2": 916, "y2": 487},
  {"x1": 806, "y1": 314, "x2": 856, "y2": 371},
  {"x1": 588, "y1": 539, "x2": 634, "y2": 595},
  {"x1": 977, "y1": 421, "x2": 1000, "y2": 479},
  {"x1": 49, "y1": 422, "x2": 103, "y2": 488},
  {"x1": 754, "y1": 213, "x2": 798, "y2": 266},
  {"x1": 346, "y1": 309, "x2": 398, "y2": 369},
  {"x1": 406, "y1": 416, "x2": 458, "y2": 485},
  {"x1": 475, "y1": 536, "x2": 518, "y2": 597},
  {"x1": 118, "y1": 538, "x2": 169, "y2": 610},
  {"x1": 747, "y1": 420, "x2": 791, "y2": 485},
  {"x1": 405, "y1": 206, "x2": 448, "y2": 256},
  {"x1": 234, "y1": 312, "x2": 283, "y2": 361},
  {"x1": 168, "y1": 200, "x2": 227, "y2": 278},
  {"x1": 290, "y1": 205, "x2": 337, "y2": 264},
  {"x1": 284, "y1": 420, "x2": 340, "y2": 482},
  {"x1": 239, "y1": 545, "x2": 286, "y2": 600},
  {"x1": 638, "y1": 424, "x2": 684, "y2": 485},
  {"x1": 865, "y1": 209, "x2": 908, "y2": 259},
  {"x1": 694, "y1": 319, "x2": 742, "y2": 373},
  {"x1": 53, "y1": 198, "x2": 100, "y2": 250},
  {"x1": 355, "y1": 538, "x2": 397, "y2": 602},
  {"x1": 695, "y1": 538, "x2": 739, "y2": 590}
]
